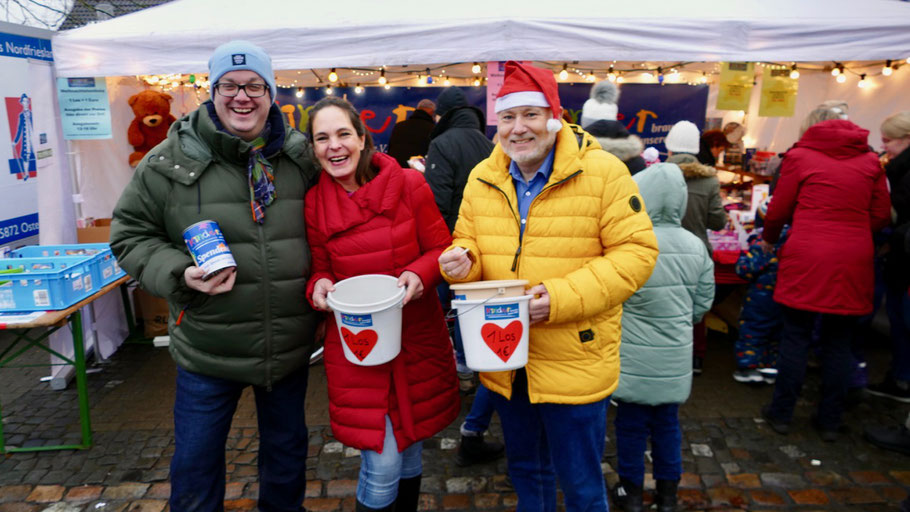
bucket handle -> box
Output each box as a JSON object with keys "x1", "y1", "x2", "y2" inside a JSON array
[{"x1": 445, "y1": 287, "x2": 509, "y2": 320}]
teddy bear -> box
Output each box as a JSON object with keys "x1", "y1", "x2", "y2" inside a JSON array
[{"x1": 127, "y1": 90, "x2": 176, "y2": 167}]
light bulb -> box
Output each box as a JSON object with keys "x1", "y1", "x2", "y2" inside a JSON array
[
  {"x1": 384, "y1": 83, "x2": 391, "y2": 90},
  {"x1": 295, "y1": 87, "x2": 303, "y2": 98},
  {"x1": 699, "y1": 73, "x2": 708, "y2": 84},
  {"x1": 473, "y1": 77, "x2": 480, "y2": 87},
  {"x1": 378, "y1": 70, "x2": 387, "y2": 85},
  {"x1": 616, "y1": 75, "x2": 624, "y2": 84},
  {"x1": 789, "y1": 64, "x2": 799, "y2": 79},
  {"x1": 831, "y1": 65, "x2": 841, "y2": 77},
  {"x1": 559, "y1": 64, "x2": 568, "y2": 81},
  {"x1": 883, "y1": 60, "x2": 893, "y2": 76},
  {"x1": 443, "y1": 78, "x2": 451, "y2": 86},
  {"x1": 471, "y1": 62, "x2": 481, "y2": 74},
  {"x1": 328, "y1": 69, "x2": 338, "y2": 83},
  {"x1": 836, "y1": 73, "x2": 847, "y2": 83},
  {"x1": 326, "y1": 86, "x2": 333, "y2": 95},
  {"x1": 858, "y1": 74, "x2": 867, "y2": 88},
  {"x1": 354, "y1": 84, "x2": 363, "y2": 94}
]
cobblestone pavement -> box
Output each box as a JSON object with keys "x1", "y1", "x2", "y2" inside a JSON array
[{"x1": 1, "y1": 330, "x2": 908, "y2": 512}]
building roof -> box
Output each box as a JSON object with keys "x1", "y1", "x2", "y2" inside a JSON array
[{"x1": 59, "y1": 0, "x2": 172, "y2": 31}]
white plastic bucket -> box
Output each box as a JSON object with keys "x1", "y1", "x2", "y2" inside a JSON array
[
  {"x1": 451, "y1": 294, "x2": 532, "y2": 371},
  {"x1": 326, "y1": 274, "x2": 405, "y2": 366},
  {"x1": 450, "y1": 279, "x2": 528, "y2": 301}
]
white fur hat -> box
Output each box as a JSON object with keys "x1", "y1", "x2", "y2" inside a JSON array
[
  {"x1": 580, "y1": 81, "x2": 619, "y2": 127},
  {"x1": 664, "y1": 121, "x2": 700, "y2": 154}
]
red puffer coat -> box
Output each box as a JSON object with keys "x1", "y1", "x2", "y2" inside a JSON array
[
  {"x1": 763, "y1": 120, "x2": 891, "y2": 315},
  {"x1": 305, "y1": 151, "x2": 459, "y2": 452}
]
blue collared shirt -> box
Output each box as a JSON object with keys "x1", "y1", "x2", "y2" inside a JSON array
[{"x1": 509, "y1": 146, "x2": 556, "y2": 238}]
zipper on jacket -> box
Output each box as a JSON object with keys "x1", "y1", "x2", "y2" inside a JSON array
[
  {"x1": 258, "y1": 222, "x2": 274, "y2": 391},
  {"x1": 478, "y1": 178, "x2": 523, "y2": 273}
]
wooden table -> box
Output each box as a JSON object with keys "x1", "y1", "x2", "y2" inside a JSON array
[{"x1": 0, "y1": 275, "x2": 130, "y2": 453}]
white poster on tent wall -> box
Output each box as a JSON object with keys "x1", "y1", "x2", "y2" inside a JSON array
[{"x1": 0, "y1": 55, "x2": 39, "y2": 252}]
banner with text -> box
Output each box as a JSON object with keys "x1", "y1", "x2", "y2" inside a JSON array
[
  {"x1": 275, "y1": 83, "x2": 708, "y2": 155},
  {"x1": 0, "y1": 55, "x2": 38, "y2": 248}
]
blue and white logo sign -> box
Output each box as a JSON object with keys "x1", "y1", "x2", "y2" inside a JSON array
[
  {"x1": 341, "y1": 313, "x2": 373, "y2": 327},
  {"x1": 484, "y1": 303, "x2": 520, "y2": 321},
  {"x1": 232, "y1": 54, "x2": 246, "y2": 66}
]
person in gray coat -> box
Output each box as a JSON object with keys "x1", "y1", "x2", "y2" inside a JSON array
[{"x1": 610, "y1": 163, "x2": 715, "y2": 512}]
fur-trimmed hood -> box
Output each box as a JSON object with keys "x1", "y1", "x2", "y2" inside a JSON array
[
  {"x1": 667, "y1": 153, "x2": 717, "y2": 179},
  {"x1": 596, "y1": 134, "x2": 643, "y2": 163}
]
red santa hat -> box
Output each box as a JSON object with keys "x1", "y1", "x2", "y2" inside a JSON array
[{"x1": 495, "y1": 61, "x2": 563, "y2": 133}]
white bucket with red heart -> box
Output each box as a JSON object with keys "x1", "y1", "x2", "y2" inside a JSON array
[
  {"x1": 451, "y1": 294, "x2": 532, "y2": 372},
  {"x1": 326, "y1": 274, "x2": 405, "y2": 366}
]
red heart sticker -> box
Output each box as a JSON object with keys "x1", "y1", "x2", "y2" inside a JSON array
[
  {"x1": 340, "y1": 327, "x2": 378, "y2": 361},
  {"x1": 480, "y1": 321, "x2": 523, "y2": 363}
]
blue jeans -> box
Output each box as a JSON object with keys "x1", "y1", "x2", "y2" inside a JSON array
[
  {"x1": 886, "y1": 287, "x2": 910, "y2": 382},
  {"x1": 489, "y1": 370, "x2": 609, "y2": 512},
  {"x1": 614, "y1": 401, "x2": 681, "y2": 485},
  {"x1": 170, "y1": 365, "x2": 309, "y2": 512},
  {"x1": 463, "y1": 383, "x2": 494, "y2": 434},
  {"x1": 357, "y1": 415, "x2": 423, "y2": 508},
  {"x1": 768, "y1": 307, "x2": 858, "y2": 430}
]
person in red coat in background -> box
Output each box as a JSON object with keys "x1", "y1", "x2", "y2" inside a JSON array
[
  {"x1": 305, "y1": 97, "x2": 460, "y2": 512},
  {"x1": 760, "y1": 109, "x2": 891, "y2": 442}
]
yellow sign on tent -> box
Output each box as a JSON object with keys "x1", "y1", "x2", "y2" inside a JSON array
[
  {"x1": 759, "y1": 67, "x2": 799, "y2": 117},
  {"x1": 716, "y1": 62, "x2": 754, "y2": 111}
]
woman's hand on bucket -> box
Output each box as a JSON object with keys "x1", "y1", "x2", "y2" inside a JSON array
[
  {"x1": 312, "y1": 278, "x2": 336, "y2": 311},
  {"x1": 527, "y1": 284, "x2": 550, "y2": 325},
  {"x1": 438, "y1": 247, "x2": 471, "y2": 279},
  {"x1": 398, "y1": 271, "x2": 424, "y2": 305}
]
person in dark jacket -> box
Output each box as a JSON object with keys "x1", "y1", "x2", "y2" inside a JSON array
[
  {"x1": 580, "y1": 80, "x2": 646, "y2": 175},
  {"x1": 423, "y1": 86, "x2": 502, "y2": 467},
  {"x1": 868, "y1": 111, "x2": 910, "y2": 402},
  {"x1": 387, "y1": 99, "x2": 435, "y2": 167},
  {"x1": 110, "y1": 41, "x2": 319, "y2": 512}
]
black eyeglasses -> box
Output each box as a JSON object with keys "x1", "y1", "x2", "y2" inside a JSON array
[{"x1": 213, "y1": 82, "x2": 268, "y2": 98}]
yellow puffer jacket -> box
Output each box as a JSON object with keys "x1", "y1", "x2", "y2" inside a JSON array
[{"x1": 444, "y1": 122, "x2": 658, "y2": 404}]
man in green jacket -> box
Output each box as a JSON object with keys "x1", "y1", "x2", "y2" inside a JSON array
[{"x1": 110, "y1": 41, "x2": 319, "y2": 512}]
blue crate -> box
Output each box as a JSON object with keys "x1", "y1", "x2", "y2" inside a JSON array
[
  {"x1": 0, "y1": 256, "x2": 98, "y2": 312},
  {"x1": 8, "y1": 243, "x2": 125, "y2": 286}
]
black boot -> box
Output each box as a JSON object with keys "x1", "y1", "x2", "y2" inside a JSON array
[
  {"x1": 392, "y1": 475, "x2": 421, "y2": 512},
  {"x1": 610, "y1": 478, "x2": 643, "y2": 512},
  {"x1": 655, "y1": 479, "x2": 679, "y2": 512},
  {"x1": 455, "y1": 433, "x2": 504, "y2": 466}
]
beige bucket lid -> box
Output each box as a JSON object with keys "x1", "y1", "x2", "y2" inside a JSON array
[{"x1": 450, "y1": 279, "x2": 529, "y2": 291}]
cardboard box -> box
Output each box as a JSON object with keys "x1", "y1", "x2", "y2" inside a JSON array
[
  {"x1": 77, "y1": 218, "x2": 111, "y2": 244},
  {"x1": 133, "y1": 287, "x2": 169, "y2": 338}
]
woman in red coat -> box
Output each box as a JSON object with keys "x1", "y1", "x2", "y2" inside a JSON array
[
  {"x1": 305, "y1": 97, "x2": 459, "y2": 512},
  {"x1": 761, "y1": 111, "x2": 891, "y2": 441}
]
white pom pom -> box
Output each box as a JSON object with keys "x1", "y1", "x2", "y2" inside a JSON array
[{"x1": 547, "y1": 118, "x2": 562, "y2": 132}]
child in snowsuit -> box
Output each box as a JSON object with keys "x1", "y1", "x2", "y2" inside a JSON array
[
  {"x1": 733, "y1": 200, "x2": 788, "y2": 384},
  {"x1": 612, "y1": 163, "x2": 715, "y2": 512}
]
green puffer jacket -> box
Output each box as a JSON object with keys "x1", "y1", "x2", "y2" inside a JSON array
[{"x1": 111, "y1": 101, "x2": 320, "y2": 387}]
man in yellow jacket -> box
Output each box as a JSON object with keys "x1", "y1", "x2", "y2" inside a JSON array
[{"x1": 439, "y1": 61, "x2": 658, "y2": 511}]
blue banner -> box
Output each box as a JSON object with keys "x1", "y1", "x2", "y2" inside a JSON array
[
  {"x1": 276, "y1": 83, "x2": 707, "y2": 155},
  {"x1": 0, "y1": 212, "x2": 39, "y2": 246},
  {"x1": 0, "y1": 32, "x2": 53, "y2": 62}
]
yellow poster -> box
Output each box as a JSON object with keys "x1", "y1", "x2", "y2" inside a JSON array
[
  {"x1": 716, "y1": 62, "x2": 754, "y2": 111},
  {"x1": 759, "y1": 66, "x2": 799, "y2": 117}
]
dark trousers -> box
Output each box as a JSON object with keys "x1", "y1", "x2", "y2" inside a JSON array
[
  {"x1": 768, "y1": 307, "x2": 858, "y2": 430},
  {"x1": 614, "y1": 401, "x2": 682, "y2": 485},
  {"x1": 170, "y1": 365, "x2": 309, "y2": 512}
]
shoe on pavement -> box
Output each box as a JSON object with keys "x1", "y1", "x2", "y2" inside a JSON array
[
  {"x1": 866, "y1": 378, "x2": 910, "y2": 403},
  {"x1": 456, "y1": 433, "x2": 504, "y2": 466},
  {"x1": 611, "y1": 479, "x2": 644, "y2": 512},
  {"x1": 760, "y1": 404, "x2": 789, "y2": 435},
  {"x1": 693, "y1": 356, "x2": 703, "y2": 376},
  {"x1": 733, "y1": 369, "x2": 765, "y2": 383},
  {"x1": 864, "y1": 424, "x2": 910, "y2": 455},
  {"x1": 811, "y1": 416, "x2": 838, "y2": 443}
]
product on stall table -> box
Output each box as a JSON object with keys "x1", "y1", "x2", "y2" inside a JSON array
[{"x1": 182, "y1": 220, "x2": 236, "y2": 281}]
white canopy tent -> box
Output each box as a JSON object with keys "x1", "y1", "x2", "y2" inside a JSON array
[{"x1": 53, "y1": 0, "x2": 910, "y2": 77}]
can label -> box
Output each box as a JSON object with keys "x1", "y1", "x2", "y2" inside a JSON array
[
  {"x1": 341, "y1": 313, "x2": 373, "y2": 327},
  {"x1": 484, "y1": 303, "x2": 520, "y2": 320},
  {"x1": 183, "y1": 220, "x2": 237, "y2": 280}
]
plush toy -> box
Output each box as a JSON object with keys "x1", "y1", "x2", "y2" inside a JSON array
[{"x1": 127, "y1": 90, "x2": 176, "y2": 167}]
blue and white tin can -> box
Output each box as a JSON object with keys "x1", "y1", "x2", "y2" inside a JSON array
[{"x1": 182, "y1": 220, "x2": 236, "y2": 281}]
